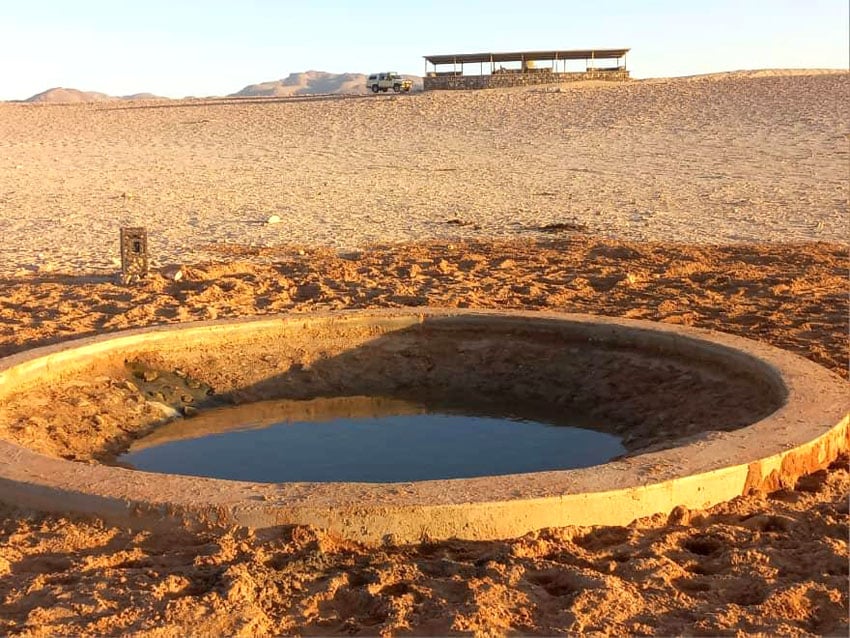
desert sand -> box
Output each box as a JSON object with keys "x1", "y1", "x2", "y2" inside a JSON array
[
  {"x1": 0, "y1": 71, "x2": 847, "y2": 636},
  {"x1": 0, "y1": 71, "x2": 847, "y2": 275}
]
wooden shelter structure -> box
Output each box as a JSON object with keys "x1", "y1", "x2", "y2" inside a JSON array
[{"x1": 423, "y1": 48, "x2": 629, "y2": 90}]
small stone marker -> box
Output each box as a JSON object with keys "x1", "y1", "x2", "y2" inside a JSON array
[{"x1": 120, "y1": 227, "x2": 148, "y2": 283}]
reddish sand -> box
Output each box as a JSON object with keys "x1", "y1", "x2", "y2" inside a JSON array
[{"x1": 0, "y1": 237, "x2": 847, "y2": 636}]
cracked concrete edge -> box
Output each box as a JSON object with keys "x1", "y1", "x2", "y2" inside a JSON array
[{"x1": 0, "y1": 309, "x2": 847, "y2": 544}]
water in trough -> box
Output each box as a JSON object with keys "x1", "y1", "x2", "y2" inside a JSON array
[{"x1": 120, "y1": 396, "x2": 625, "y2": 483}]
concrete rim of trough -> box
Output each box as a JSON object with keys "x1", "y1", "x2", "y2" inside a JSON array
[{"x1": 0, "y1": 309, "x2": 847, "y2": 544}]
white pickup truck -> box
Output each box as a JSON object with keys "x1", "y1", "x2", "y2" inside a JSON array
[{"x1": 366, "y1": 72, "x2": 412, "y2": 93}]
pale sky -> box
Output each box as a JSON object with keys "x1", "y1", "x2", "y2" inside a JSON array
[{"x1": 0, "y1": 0, "x2": 847, "y2": 100}]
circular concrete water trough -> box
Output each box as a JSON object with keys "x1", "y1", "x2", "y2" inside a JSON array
[{"x1": 0, "y1": 309, "x2": 846, "y2": 544}]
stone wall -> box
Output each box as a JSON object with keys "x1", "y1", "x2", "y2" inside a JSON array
[{"x1": 423, "y1": 69, "x2": 629, "y2": 91}]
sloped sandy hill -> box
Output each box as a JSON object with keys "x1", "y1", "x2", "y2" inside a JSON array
[
  {"x1": 0, "y1": 70, "x2": 845, "y2": 274},
  {"x1": 520, "y1": 68, "x2": 848, "y2": 94},
  {"x1": 662, "y1": 68, "x2": 847, "y2": 82},
  {"x1": 24, "y1": 87, "x2": 117, "y2": 103}
]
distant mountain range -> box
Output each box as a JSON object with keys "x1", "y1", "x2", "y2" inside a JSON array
[
  {"x1": 18, "y1": 71, "x2": 423, "y2": 103},
  {"x1": 23, "y1": 88, "x2": 168, "y2": 103}
]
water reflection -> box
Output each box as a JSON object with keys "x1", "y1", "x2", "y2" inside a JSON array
[{"x1": 120, "y1": 396, "x2": 625, "y2": 483}]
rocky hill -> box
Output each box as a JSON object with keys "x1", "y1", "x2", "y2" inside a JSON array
[
  {"x1": 230, "y1": 71, "x2": 422, "y2": 97},
  {"x1": 24, "y1": 87, "x2": 117, "y2": 103},
  {"x1": 121, "y1": 92, "x2": 168, "y2": 100},
  {"x1": 23, "y1": 88, "x2": 170, "y2": 103}
]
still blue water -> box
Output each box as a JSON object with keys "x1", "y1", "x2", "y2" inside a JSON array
[{"x1": 120, "y1": 402, "x2": 625, "y2": 483}]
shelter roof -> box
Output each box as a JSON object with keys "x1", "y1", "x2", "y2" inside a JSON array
[{"x1": 424, "y1": 49, "x2": 629, "y2": 66}]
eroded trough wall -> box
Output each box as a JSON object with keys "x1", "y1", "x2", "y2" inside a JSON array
[{"x1": 0, "y1": 309, "x2": 846, "y2": 543}]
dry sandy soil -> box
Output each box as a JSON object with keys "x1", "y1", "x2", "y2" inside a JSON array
[
  {"x1": 0, "y1": 71, "x2": 848, "y2": 636},
  {"x1": 0, "y1": 72, "x2": 847, "y2": 275}
]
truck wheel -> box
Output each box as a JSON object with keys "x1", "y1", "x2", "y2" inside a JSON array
[
  {"x1": 371, "y1": 85, "x2": 379, "y2": 93},
  {"x1": 393, "y1": 85, "x2": 400, "y2": 92}
]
